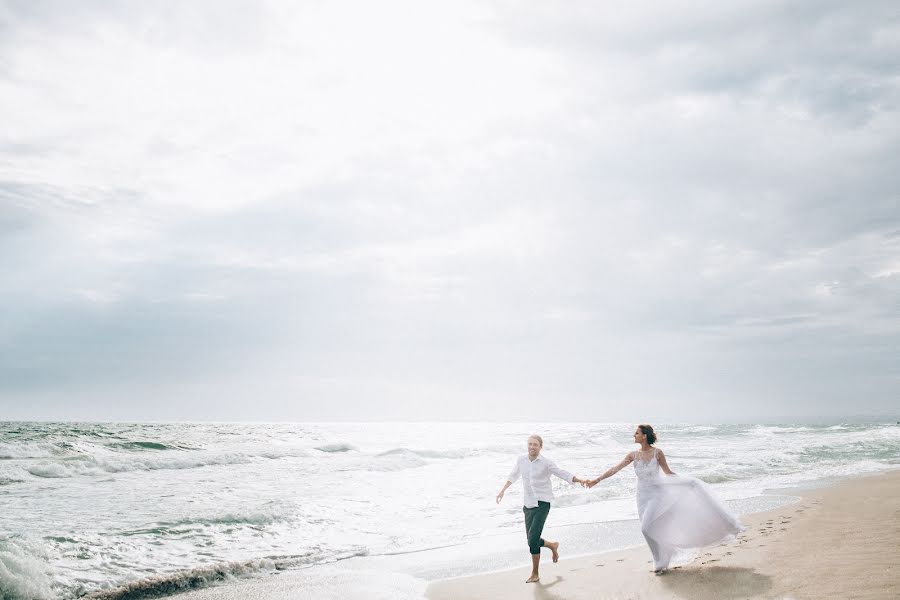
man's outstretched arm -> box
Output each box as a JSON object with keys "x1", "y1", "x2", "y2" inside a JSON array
[
  {"x1": 498, "y1": 461, "x2": 521, "y2": 503},
  {"x1": 496, "y1": 480, "x2": 513, "y2": 504},
  {"x1": 549, "y1": 461, "x2": 587, "y2": 485}
]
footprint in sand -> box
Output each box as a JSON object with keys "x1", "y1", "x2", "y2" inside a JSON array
[{"x1": 595, "y1": 564, "x2": 605, "y2": 567}]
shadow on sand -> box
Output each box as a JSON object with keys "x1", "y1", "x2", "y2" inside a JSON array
[
  {"x1": 531, "y1": 575, "x2": 565, "y2": 600},
  {"x1": 660, "y1": 566, "x2": 773, "y2": 599}
]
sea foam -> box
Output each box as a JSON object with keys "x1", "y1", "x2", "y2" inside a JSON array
[{"x1": 1, "y1": 420, "x2": 897, "y2": 600}]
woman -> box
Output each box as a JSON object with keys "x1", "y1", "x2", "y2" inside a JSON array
[{"x1": 587, "y1": 424, "x2": 744, "y2": 574}]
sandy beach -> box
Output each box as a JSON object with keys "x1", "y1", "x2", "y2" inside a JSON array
[{"x1": 427, "y1": 470, "x2": 900, "y2": 600}]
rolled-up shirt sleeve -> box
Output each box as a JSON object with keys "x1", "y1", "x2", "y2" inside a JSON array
[
  {"x1": 507, "y1": 459, "x2": 521, "y2": 483},
  {"x1": 548, "y1": 460, "x2": 575, "y2": 483}
]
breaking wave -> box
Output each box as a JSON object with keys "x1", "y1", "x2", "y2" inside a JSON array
[
  {"x1": 110, "y1": 442, "x2": 179, "y2": 451},
  {"x1": 314, "y1": 443, "x2": 358, "y2": 453},
  {"x1": 376, "y1": 447, "x2": 469, "y2": 459},
  {"x1": 80, "y1": 547, "x2": 370, "y2": 600},
  {"x1": 23, "y1": 452, "x2": 254, "y2": 478},
  {"x1": 0, "y1": 535, "x2": 58, "y2": 600}
]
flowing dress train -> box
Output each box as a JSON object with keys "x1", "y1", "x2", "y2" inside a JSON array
[{"x1": 634, "y1": 448, "x2": 744, "y2": 570}]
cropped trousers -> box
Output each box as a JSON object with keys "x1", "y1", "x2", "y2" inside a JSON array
[{"x1": 523, "y1": 501, "x2": 551, "y2": 555}]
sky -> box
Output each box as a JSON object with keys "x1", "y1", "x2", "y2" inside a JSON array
[{"x1": 1, "y1": 1, "x2": 898, "y2": 422}]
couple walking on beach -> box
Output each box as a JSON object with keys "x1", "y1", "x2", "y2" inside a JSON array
[{"x1": 496, "y1": 425, "x2": 744, "y2": 583}]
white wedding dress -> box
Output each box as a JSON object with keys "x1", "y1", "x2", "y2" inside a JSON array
[{"x1": 634, "y1": 448, "x2": 744, "y2": 571}]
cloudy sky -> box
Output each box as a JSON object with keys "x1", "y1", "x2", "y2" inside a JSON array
[{"x1": 1, "y1": 1, "x2": 898, "y2": 422}]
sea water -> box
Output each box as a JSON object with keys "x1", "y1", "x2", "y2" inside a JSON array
[{"x1": 0, "y1": 421, "x2": 898, "y2": 599}]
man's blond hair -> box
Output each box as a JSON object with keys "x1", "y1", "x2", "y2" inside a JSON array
[{"x1": 528, "y1": 434, "x2": 543, "y2": 447}]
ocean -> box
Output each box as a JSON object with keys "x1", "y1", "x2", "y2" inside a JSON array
[{"x1": 1, "y1": 421, "x2": 898, "y2": 599}]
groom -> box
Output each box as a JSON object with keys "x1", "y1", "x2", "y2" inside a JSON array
[{"x1": 496, "y1": 434, "x2": 587, "y2": 583}]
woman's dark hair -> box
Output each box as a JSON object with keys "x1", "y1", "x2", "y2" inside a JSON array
[{"x1": 638, "y1": 424, "x2": 657, "y2": 445}]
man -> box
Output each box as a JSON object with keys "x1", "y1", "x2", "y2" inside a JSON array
[{"x1": 496, "y1": 434, "x2": 587, "y2": 583}]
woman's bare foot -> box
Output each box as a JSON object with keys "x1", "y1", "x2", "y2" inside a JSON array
[
  {"x1": 546, "y1": 540, "x2": 560, "y2": 563},
  {"x1": 653, "y1": 568, "x2": 668, "y2": 576},
  {"x1": 526, "y1": 573, "x2": 540, "y2": 583}
]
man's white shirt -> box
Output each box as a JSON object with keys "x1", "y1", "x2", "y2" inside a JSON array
[{"x1": 507, "y1": 454, "x2": 575, "y2": 508}]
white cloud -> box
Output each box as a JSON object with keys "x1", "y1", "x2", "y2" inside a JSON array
[{"x1": 0, "y1": 0, "x2": 898, "y2": 420}]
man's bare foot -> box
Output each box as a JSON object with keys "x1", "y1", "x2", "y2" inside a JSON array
[
  {"x1": 546, "y1": 541, "x2": 560, "y2": 563},
  {"x1": 526, "y1": 573, "x2": 540, "y2": 583}
]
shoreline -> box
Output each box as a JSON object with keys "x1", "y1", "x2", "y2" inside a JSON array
[
  {"x1": 426, "y1": 469, "x2": 900, "y2": 600},
  {"x1": 159, "y1": 469, "x2": 900, "y2": 600}
]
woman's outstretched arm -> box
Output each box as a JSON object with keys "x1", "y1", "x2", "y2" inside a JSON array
[{"x1": 587, "y1": 453, "x2": 634, "y2": 487}]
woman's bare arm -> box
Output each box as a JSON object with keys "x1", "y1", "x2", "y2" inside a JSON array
[
  {"x1": 588, "y1": 453, "x2": 634, "y2": 487},
  {"x1": 657, "y1": 449, "x2": 676, "y2": 475}
]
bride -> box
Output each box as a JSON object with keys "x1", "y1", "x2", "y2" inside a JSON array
[{"x1": 587, "y1": 424, "x2": 744, "y2": 574}]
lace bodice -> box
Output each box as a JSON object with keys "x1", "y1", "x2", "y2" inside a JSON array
[{"x1": 633, "y1": 448, "x2": 660, "y2": 484}]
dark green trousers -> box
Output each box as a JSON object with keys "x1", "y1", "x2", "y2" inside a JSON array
[{"x1": 523, "y1": 501, "x2": 550, "y2": 555}]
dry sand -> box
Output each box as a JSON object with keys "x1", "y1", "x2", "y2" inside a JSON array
[{"x1": 426, "y1": 470, "x2": 900, "y2": 600}]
